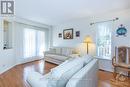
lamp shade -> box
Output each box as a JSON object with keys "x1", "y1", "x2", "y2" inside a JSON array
[{"x1": 83, "y1": 36, "x2": 93, "y2": 43}]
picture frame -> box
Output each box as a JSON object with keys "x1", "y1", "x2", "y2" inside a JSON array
[
  {"x1": 63, "y1": 28, "x2": 73, "y2": 39},
  {"x1": 58, "y1": 33, "x2": 62, "y2": 38},
  {"x1": 76, "y1": 31, "x2": 80, "y2": 37}
]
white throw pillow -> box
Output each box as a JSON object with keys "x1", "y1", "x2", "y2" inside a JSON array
[{"x1": 48, "y1": 58, "x2": 84, "y2": 87}]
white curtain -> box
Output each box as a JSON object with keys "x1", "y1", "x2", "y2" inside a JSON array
[
  {"x1": 24, "y1": 28, "x2": 45, "y2": 58},
  {"x1": 36, "y1": 31, "x2": 45, "y2": 56},
  {"x1": 96, "y1": 22, "x2": 113, "y2": 59}
]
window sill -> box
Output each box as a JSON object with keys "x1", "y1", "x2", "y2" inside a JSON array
[{"x1": 93, "y1": 56, "x2": 112, "y2": 61}]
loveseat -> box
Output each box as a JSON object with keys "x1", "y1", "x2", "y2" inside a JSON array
[
  {"x1": 27, "y1": 55, "x2": 99, "y2": 87},
  {"x1": 44, "y1": 47, "x2": 79, "y2": 64}
]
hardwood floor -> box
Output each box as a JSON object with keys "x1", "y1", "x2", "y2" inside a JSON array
[
  {"x1": 0, "y1": 60, "x2": 129, "y2": 87},
  {"x1": 99, "y1": 70, "x2": 130, "y2": 87},
  {"x1": 99, "y1": 70, "x2": 118, "y2": 87},
  {"x1": 0, "y1": 60, "x2": 57, "y2": 87}
]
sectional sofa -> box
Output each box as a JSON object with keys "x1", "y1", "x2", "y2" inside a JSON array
[
  {"x1": 27, "y1": 55, "x2": 99, "y2": 87},
  {"x1": 44, "y1": 47, "x2": 79, "y2": 64}
]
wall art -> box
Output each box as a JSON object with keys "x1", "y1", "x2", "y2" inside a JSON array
[
  {"x1": 76, "y1": 31, "x2": 80, "y2": 37},
  {"x1": 116, "y1": 24, "x2": 127, "y2": 37},
  {"x1": 63, "y1": 28, "x2": 73, "y2": 39}
]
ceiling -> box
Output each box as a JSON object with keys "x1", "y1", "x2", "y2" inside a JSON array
[{"x1": 15, "y1": 0, "x2": 130, "y2": 25}]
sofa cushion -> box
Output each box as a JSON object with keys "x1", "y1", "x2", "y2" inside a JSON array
[
  {"x1": 48, "y1": 58, "x2": 84, "y2": 87},
  {"x1": 49, "y1": 48, "x2": 56, "y2": 54},
  {"x1": 45, "y1": 54, "x2": 69, "y2": 61},
  {"x1": 81, "y1": 55, "x2": 93, "y2": 66},
  {"x1": 61, "y1": 48, "x2": 73, "y2": 56},
  {"x1": 52, "y1": 58, "x2": 75, "y2": 70},
  {"x1": 54, "y1": 47, "x2": 62, "y2": 54}
]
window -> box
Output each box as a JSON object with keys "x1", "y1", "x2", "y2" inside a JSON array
[
  {"x1": 96, "y1": 22, "x2": 112, "y2": 59},
  {"x1": 36, "y1": 31, "x2": 45, "y2": 56},
  {"x1": 24, "y1": 28, "x2": 45, "y2": 58},
  {"x1": 24, "y1": 29, "x2": 36, "y2": 58}
]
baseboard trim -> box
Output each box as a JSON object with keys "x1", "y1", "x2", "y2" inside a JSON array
[
  {"x1": 0, "y1": 64, "x2": 16, "y2": 75},
  {"x1": 16, "y1": 57, "x2": 43, "y2": 65},
  {"x1": 0, "y1": 58, "x2": 43, "y2": 75}
]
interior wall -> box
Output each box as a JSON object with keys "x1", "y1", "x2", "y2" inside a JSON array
[
  {"x1": 52, "y1": 9, "x2": 130, "y2": 72},
  {"x1": 0, "y1": 18, "x2": 16, "y2": 74},
  {"x1": 0, "y1": 17, "x2": 52, "y2": 74}
]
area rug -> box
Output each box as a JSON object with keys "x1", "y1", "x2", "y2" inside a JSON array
[{"x1": 110, "y1": 79, "x2": 130, "y2": 87}]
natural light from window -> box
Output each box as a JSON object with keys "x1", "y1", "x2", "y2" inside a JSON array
[
  {"x1": 24, "y1": 28, "x2": 45, "y2": 58},
  {"x1": 96, "y1": 22, "x2": 112, "y2": 60}
]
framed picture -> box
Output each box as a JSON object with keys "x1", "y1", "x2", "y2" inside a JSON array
[
  {"x1": 76, "y1": 31, "x2": 80, "y2": 37},
  {"x1": 58, "y1": 33, "x2": 62, "y2": 38},
  {"x1": 63, "y1": 28, "x2": 73, "y2": 39}
]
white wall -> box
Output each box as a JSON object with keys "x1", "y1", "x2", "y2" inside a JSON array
[
  {"x1": 53, "y1": 18, "x2": 96, "y2": 55},
  {"x1": 52, "y1": 9, "x2": 130, "y2": 72},
  {"x1": 0, "y1": 18, "x2": 16, "y2": 74},
  {"x1": 53, "y1": 18, "x2": 95, "y2": 46},
  {"x1": 0, "y1": 17, "x2": 52, "y2": 74}
]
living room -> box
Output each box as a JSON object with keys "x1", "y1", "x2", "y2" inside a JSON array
[{"x1": 0, "y1": 0, "x2": 130, "y2": 87}]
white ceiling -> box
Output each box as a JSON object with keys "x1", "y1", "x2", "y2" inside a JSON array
[{"x1": 15, "y1": 0, "x2": 130, "y2": 25}]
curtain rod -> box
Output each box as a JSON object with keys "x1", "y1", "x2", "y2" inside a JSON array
[{"x1": 90, "y1": 17, "x2": 119, "y2": 25}]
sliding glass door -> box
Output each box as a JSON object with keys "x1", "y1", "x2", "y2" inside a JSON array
[{"x1": 24, "y1": 28, "x2": 45, "y2": 58}]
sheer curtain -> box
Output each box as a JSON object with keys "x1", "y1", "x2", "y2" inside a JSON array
[
  {"x1": 36, "y1": 31, "x2": 45, "y2": 56},
  {"x1": 24, "y1": 28, "x2": 45, "y2": 58},
  {"x1": 96, "y1": 22, "x2": 113, "y2": 59},
  {"x1": 24, "y1": 29, "x2": 36, "y2": 58}
]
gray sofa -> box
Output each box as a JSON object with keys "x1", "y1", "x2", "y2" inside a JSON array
[
  {"x1": 27, "y1": 57, "x2": 99, "y2": 87},
  {"x1": 44, "y1": 47, "x2": 79, "y2": 64}
]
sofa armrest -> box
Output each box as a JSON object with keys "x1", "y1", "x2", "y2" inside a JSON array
[{"x1": 66, "y1": 59, "x2": 98, "y2": 87}]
